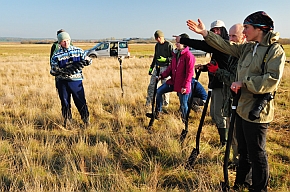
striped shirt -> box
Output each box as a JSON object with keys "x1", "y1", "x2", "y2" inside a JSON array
[{"x1": 50, "y1": 45, "x2": 91, "y2": 81}]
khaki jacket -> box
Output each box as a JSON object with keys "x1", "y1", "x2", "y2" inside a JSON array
[{"x1": 204, "y1": 31, "x2": 286, "y2": 123}]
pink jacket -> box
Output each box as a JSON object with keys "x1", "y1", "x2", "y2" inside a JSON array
[{"x1": 160, "y1": 47, "x2": 195, "y2": 94}]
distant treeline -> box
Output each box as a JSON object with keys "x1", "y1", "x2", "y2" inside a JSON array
[
  {"x1": 0, "y1": 37, "x2": 158, "y2": 44},
  {"x1": 278, "y1": 38, "x2": 290, "y2": 44},
  {"x1": 1, "y1": 37, "x2": 290, "y2": 45},
  {"x1": 19, "y1": 39, "x2": 158, "y2": 44}
]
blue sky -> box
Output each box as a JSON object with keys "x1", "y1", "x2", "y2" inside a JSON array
[{"x1": 1, "y1": 0, "x2": 290, "y2": 40}]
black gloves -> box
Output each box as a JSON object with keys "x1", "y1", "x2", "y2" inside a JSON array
[{"x1": 61, "y1": 60, "x2": 89, "y2": 76}]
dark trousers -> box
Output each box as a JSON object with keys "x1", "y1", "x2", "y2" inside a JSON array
[
  {"x1": 56, "y1": 80, "x2": 89, "y2": 122},
  {"x1": 235, "y1": 114, "x2": 269, "y2": 192}
]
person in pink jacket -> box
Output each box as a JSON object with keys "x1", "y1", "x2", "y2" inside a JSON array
[{"x1": 147, "y1": 33, "x2": 195, "y2": 121}]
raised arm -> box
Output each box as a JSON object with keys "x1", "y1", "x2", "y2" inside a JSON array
[{"x1": 186, "y1": 19, "x2": 208, "y2": 37}]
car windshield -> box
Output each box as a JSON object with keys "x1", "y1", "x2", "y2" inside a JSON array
[{"x1": 92, "y1": 42, "x2": 102, "y2": 49}]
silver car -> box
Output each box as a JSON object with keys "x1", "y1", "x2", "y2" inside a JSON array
[
  {"x1": 86, "y1": 40, "x2": 130, "y2": 58},
  {"x1": 189, "y1": 47, "x2": 208, "y2": 57}
]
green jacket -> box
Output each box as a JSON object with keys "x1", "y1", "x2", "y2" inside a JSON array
[
  {"x1": 205, "y1": 31, "x2": 286, "y2": 123},
  {"x1": 215, "y1": 56, "x2": 238, "y2": 117},
  {"x1": 150, "y1": 40, "x2": 173, "y2": 68}
]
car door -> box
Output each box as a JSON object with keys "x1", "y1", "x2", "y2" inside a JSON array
[
  {"x1": 117, "y1": 41, "x2": 129, "y2": 57},
  {"x1": 96, "y1": 42, "x2": 110, "y2": 57}
]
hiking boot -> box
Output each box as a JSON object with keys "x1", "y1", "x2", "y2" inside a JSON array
[{"x1": 218, "y1": 128, "x2": 228, "y2": 147}]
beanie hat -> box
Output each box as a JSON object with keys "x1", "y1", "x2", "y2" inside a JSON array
[
  {"x1": 179, "y1": 33, "x2": 189, "y2": 39},
  {"x1": 243, "y1": 11, "x2": 274, "y2": 32},
  {"x1": 210, "y1": 20, "x2": 225, "y2": 29},
  {"x1": 179, "y1": 33, "x2": 189, "y2": 47},
  {"x1": 154, "y1": 30, "x2": 164, "y2": 39},
  {"x1": 57, "y1": 32, "x2": 71, "y2": 43}
]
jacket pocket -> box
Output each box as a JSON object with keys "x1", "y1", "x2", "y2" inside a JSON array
[{"x1": 240, "y1": 53, "x2": 253, "y2": 68}]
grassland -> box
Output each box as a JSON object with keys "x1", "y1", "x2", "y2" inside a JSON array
[{"x1": 0, "y1": 43, "x2": 289, "y2": 192}]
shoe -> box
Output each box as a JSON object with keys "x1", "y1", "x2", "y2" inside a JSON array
[
  {"x1": 163, "y1": 102, "x2": 169, "y2": 108},
  {"x1": 146, "y1": 112, "x2": 160, "y2": 120},
  {"x1": 64, "y1": 119, "x2": 72, "y2": 129},
  {"x1": 232, "y1": 182, "x2": 250, "y2": 191},
  {"x1": 83, "y1": 122, "x2": 90, "y2": 128},
  {"x1": 191, "y1": 104, "x2": 202, "y2": 112},
  {"x1": 218, "y1": 128, "x2": 228, "y2": 147},
  {"x1": 221, "y1": 142, "x2": 227, "y2": 147},
  {"x1": 182, "y1": 118, "x2": 187, "y2": 124},
  {"x1": 228, "y1": 161, "x2": 238, "y2": 171},
  {"x1": 82, "y1": 117, "x2": 90, "y2": 128},
  {"x1": 145, "y1": 100, "x2": 151, "y2": 107}
]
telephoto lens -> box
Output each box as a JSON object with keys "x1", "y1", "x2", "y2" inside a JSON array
[{"x1": 248, "y1": 93, "x2": 273, "y2": 121}]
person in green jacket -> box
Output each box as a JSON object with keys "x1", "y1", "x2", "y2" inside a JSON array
[
  {"x1": 145, "y1": 30, "x2": 173, "y2": 107},
  {"x1": 186, "y1": 11, "x2": 286, "y2": 192}
]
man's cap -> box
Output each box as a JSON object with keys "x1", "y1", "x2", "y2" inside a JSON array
[
  {"x1": 154, "y1": 30, "x2": 164, "y2": 39},
  {"x1": 57, "y1": 32, "x2": 70, "y2": 43},
  {"x1": 210, "y1": 20, "x2": 226, "y2": 29}
]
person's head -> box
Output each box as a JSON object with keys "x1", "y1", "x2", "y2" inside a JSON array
[
  {"x1": 56, "y1": 29, "x2": 65, "y2": 36},
  {"x1": 176, "y1": 33, "x2": 189, "y2": 50},
  {"x1": 243, "y1": 11, "x2": 274, "y2": 42},
  {"x1": 229, "y1": 23, "x2": 246, "y2": 44},
  {"x1": 57, "y1": 32, "x2": 71, "y2": 48},
  {"x1": 210, "y1": 20, "x2": 229, "y2": 40},
  {"x1": 154, "y1": 30, "x2": 165, "y2": 44}
]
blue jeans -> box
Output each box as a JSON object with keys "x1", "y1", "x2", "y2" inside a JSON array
[
  {"x1": 156, "y1": 83, "x2": 189, "y2": 119},
  {"x1": 56, "y1": 80, "x2": 89, "y2": 122},
  {"x1": 235, "y1": 114, "x2": 269, "y2": 192}
]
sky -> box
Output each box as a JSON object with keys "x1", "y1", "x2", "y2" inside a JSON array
[{"x1": 1, "y1": 0, "x2": 290, "y2": 40}]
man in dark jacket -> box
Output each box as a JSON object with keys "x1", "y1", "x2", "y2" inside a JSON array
[
  {"x1": 207, "y1": 23, "x2": 247, "y2": 170},
  {"x1": 145, "y1": 30, "x2": 173, "y2": 107}
]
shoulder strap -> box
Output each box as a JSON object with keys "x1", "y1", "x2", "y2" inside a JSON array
[{"x1": 261, "y1": 42, "x2": 279, "y2": 74}]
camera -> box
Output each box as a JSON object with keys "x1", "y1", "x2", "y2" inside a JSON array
[{"x1": 248, "y1": 93, "x2": 274, "y2": 121}]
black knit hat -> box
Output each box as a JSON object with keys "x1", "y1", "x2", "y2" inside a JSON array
[
  {"x1": 179, "y1": 33, "x2": 189, "y2": 39},
  {"x1": 243, "y1": 11, "x2": 274, "y2": 32}
]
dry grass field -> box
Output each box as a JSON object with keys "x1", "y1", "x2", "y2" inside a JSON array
[{"x1": 0, "y1": 43, "x2": 289, "y2": 192}]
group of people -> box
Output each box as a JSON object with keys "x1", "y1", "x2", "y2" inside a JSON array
[
  {"x1": 145, "y1": 11, "x2": 286, "y2": 192},
  {"x1": 145, "y1": 30, "x2": 208, "y2": 122},
  {"x1": 49, "y1": 10, "x2": 285, "y2": 192}
]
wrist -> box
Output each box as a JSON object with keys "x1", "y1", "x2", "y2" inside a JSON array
[{"x1": 202, "y1": 30, "x2": 209, "y2": 37}]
